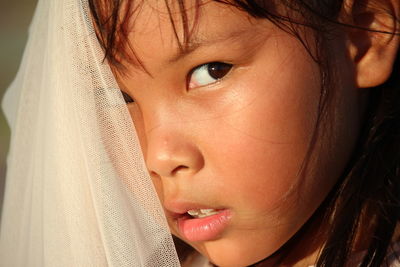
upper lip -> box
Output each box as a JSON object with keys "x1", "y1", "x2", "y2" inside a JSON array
[{"x1": 163, "y1": 199, "x2": 225, "y2": 219}]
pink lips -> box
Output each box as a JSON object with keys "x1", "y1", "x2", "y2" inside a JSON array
[{"x1": 177, "y1": 209, "x2": 232, "y2": 242}]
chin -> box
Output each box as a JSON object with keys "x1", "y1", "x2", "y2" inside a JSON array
[{"x1": 193, "y1": 238, "x2": 281, "y2": 267}]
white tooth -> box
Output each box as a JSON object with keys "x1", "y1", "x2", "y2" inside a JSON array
[
  {"x1": 187, "y1": 210, "x2": 199, "y2": 216},
  {"x1": 188, "y1": 208, "x2": 220, "y2": 218},
  {"x1": 200, "y1": 209, "x2": 216, "y2": 213},
  {"x1": 200, "y1": 209, "x2": 219, "y2": 217}
]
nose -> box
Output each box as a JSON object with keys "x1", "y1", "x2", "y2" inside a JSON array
[{"x1": 145, "y1": 126, "x2": 204, "y2": 178}]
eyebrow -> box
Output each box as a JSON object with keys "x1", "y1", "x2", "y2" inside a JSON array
[
  {"x1": 123, "y1": 27, "x2": 264, "y2": 76},
  {"x1": 167, "y1": 28, "x2": 252, "y2": 63}
]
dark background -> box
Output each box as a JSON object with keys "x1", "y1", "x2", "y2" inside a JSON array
[{"x1": 0, "y1": 0, "x2": 38, "y2": 210}]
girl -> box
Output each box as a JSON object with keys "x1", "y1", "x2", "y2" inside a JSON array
[
  {"x1": 88, "y1": 0, "x2": 400, "y2": 266},
  {"x1": 1, "y1": 0, "x2": 399, "y2": 266}
]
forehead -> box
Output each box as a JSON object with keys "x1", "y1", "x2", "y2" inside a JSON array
[
  {"x1": 130, "y1": 1, "x2": 249, "y2": 36},
  {"x1": 122, "y1": 1, "x2": 272, "y2": 68}
]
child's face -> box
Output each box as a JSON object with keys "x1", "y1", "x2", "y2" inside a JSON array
[{"x1": 117, "y1": 1, "x2": 361, "y2": 266}]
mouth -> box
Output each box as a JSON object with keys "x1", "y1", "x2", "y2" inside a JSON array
[
  {"x1": 174, "y1": 208, "x2": 232, "y2": 242},
  {"x1": 187, "y1": 208, "x2": 221, "y2": 218}
]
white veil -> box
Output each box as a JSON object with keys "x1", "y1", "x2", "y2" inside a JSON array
[{"x1": 0, "y1": 0, "x2": 180, "y2": 266}]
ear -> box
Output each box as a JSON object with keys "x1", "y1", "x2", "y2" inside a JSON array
[{"x1": 343, "y1": 0, "x2": 399, "y2": 88}]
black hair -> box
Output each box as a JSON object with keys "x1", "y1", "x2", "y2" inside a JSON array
[{"x1": 88, "y1": 1, "x2": 400, "y2": 266}]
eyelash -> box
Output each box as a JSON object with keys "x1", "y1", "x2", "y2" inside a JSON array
[
  {"x1": 121, "y1": 61, "x2": 234, "y2": 104},
  {"x1": 122, "y1": 91, "x2": 134, "y2": 104}
]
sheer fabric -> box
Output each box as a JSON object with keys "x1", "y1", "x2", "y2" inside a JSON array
[{"x1": 0, "y1": 0, "x2": 180, "y2": 266}]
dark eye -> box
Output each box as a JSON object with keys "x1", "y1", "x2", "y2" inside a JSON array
[
  {"x1": 121, "y1": 91, "x2": 134, "y2": 104},
  {"x1": 189, "y1": 62, "x2": 233, "y2": 88}
]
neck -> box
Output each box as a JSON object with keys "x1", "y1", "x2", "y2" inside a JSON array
[{"x1": 251, "y1": 205, "x2": 329, "y2": 267}]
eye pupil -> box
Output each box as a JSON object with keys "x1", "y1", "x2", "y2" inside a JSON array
[{"x1": 208, "y1": 62, "x2": 232, "y2": 80}]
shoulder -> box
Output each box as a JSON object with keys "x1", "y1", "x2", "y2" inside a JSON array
[{"x1": 183, "y1": 243, "x2": 400, "y2": 267}]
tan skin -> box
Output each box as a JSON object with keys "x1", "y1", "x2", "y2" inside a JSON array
[{"x1": 114, "y1": 0, "x2": 399, "y2": 266}]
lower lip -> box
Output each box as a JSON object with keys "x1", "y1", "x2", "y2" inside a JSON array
[{"x1": 177, "y1": 209, "x2": 232, "y2": 242}]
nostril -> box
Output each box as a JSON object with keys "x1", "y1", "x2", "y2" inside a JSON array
[
  {"x1": 171, "y1": 165, "x2": 189, "y2": 175},
  {"x1": 148, "y1": 165, "x2": 189, "y2": 178}
]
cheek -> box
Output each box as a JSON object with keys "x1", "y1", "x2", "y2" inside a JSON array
[
  {"x1": 208, "y1": 120, "x2": 314, "y2": 217},
  {"x1": 203, "y1": 55, "x2": 322, "y2": 211}
]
